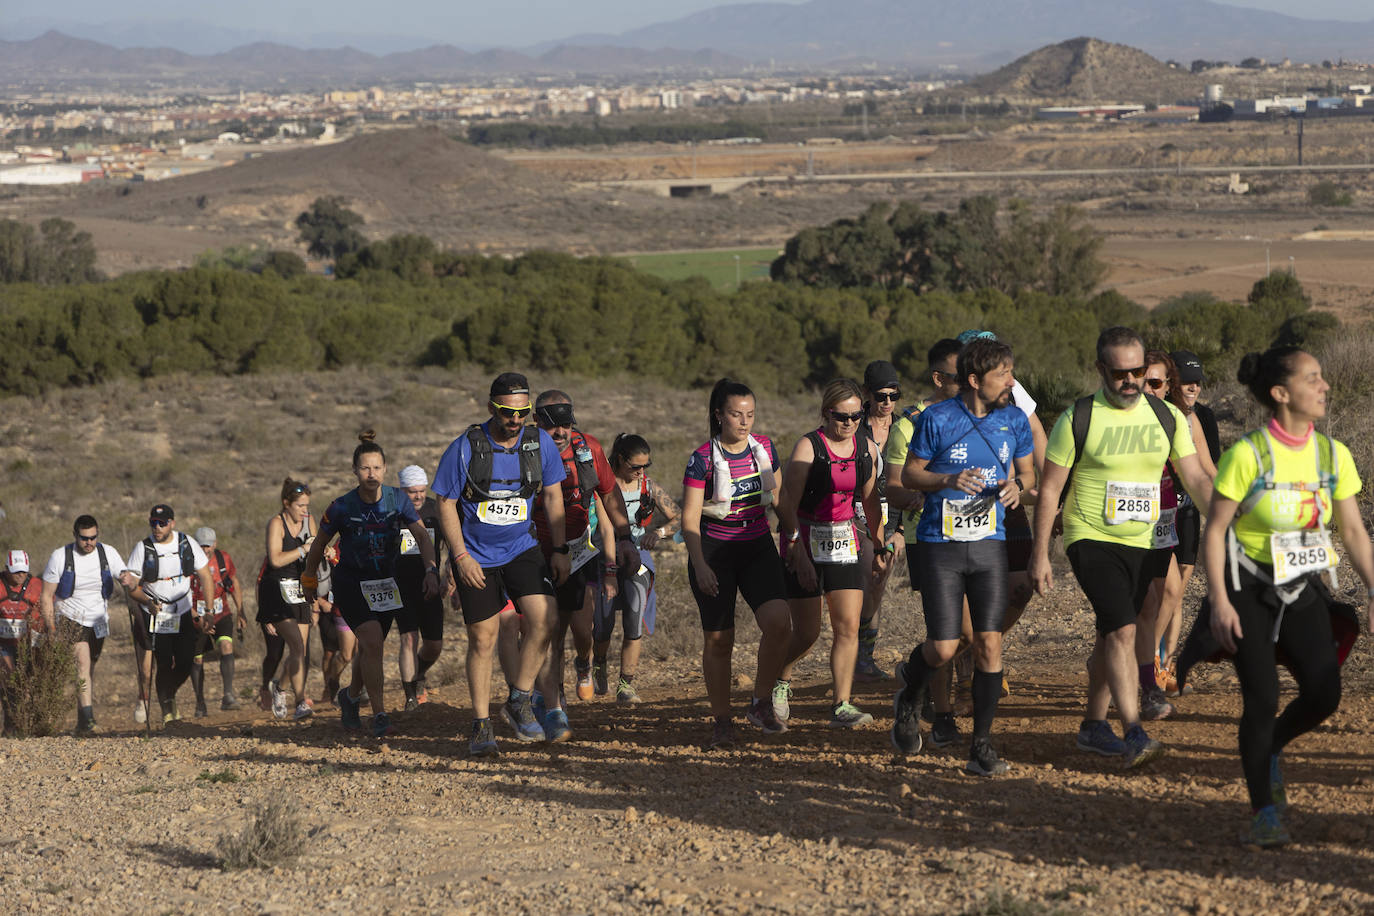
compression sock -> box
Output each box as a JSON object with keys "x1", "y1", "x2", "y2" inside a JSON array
[
  {"x1": 219, "y1": 654, "x2": 235, "y2": 697},
  {"x1": 189, "y1": 662, "x2": 205, "y2": 703},
  {"x1": 593, "y1": 653, "x2": 608, "y2": 668},
  {"x1": 1138, "y1": 662, "x2": 1157, "y2": 693},
  {"x1": 415, "y1": 652, "x2": 439, "y2": 679},
  {"x1": 972, "y1": 670, "x2": 1003, "y2": 740},
  {"x1": 620, "y1": 673, "x2": 634, "y2": 685},
  {"x1": 403, "y1": 680, "x2": 418, "y2": 702},
  {"x1": 900, "y1": 643, "x2": 935, "y2": 702}
]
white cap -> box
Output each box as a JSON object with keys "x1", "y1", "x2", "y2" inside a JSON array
[
  {"x1": 6, "y1": 549, "x2": 29, "y2": 573},
  {"x1": 194, "y1": 527, "x2": 216, "y2": 547},
  {"x1": 398, "y1": 465, "x2": 429, "y2": 488}
]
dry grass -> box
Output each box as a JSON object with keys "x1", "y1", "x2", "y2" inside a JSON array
[
  {"x1": 217, "y1": 796, "x2": 306, "y2": 870},
  {"x1": 2, "y1": 637, "x2": 77, "y2": 737}
]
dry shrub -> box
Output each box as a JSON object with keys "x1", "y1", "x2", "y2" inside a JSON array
[
  {"x1": 217, "y1": 797, "x2": 306, "y2": 870},
  {"x1": 3, "y1": 637, "x2": 77, "y2": 737}
]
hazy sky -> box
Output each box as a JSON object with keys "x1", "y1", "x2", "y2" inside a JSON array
[{"x1": 11, "y1": 0, "x2": 1373, "y2": 48}]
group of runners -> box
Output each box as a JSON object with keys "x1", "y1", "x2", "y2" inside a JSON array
[{"x1": 6, "y1": 328, "x2": 1371, "y2": 848}]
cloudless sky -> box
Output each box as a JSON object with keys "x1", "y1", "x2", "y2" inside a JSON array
[{"x1": 11, "y1": 0, "x2": 1372, "y2": 48}]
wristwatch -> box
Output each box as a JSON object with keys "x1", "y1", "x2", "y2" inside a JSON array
[
  {"x1": 553, "y1": 543, "x2": 570, "y2": 555},
  {"x1": 426, "y1": 565, "x2": 439, "y2": 576}
]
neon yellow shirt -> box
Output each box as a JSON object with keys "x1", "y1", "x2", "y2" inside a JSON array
[
  {"x1": 1214, "y1": 430, "x2": 1360, "y2": 563},
  {"x1": 1046, "y1": 391, "x2": 1196, "y2": 549},
  {"x1": 884, "y1": 406, "x2": 923, "y2": 544}
]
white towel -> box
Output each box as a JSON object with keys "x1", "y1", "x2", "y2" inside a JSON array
[{"x1": 709, "y1": 435, "x2": 777, "y2": 503}]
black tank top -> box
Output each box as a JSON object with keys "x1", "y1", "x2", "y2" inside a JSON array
[{"x1": 263, "y1": 513, "x2": 311, "y2": 584}]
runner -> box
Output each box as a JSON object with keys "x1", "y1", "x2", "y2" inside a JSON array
[
  {"x1": 1029, "y1": 326, "x2": 1213, "y2": 767},
  {"x1": 592, "y1": 433, "x2": 681, "y2": 704},
  {"x1": 37, "y1": 516, "x2": 127, "y2": 733},
  {"x1": 315, "y1": 545, "x2": 354, "y2": 705},
  {"x1": 256, "y1": 478, "x2": 317, "y2": 720},
  {"x1": 528, "y1": 390, "x2": 637, "y2": 741},
  {"x1": 122, "y1": 504, "x2": 217, "y2": 725},
  {"x1": 432, "y1": 373, "x2": 570, "y2": 756},
  {"x1": 775, "y1": 378, "x2": 888, "y2": 728},
  {"x1": 681, "y1": 378, "x2": 792, "y2": 749},
  {"x1": 1200, "y1": 346, "x2": 1374, "y2": 846},
  {"x1": 302, "y1": 432, "x2": 439, "y2": 739},
  {"x1": 0, "y1": 550, "x2": 44, "y2": 733},
  {"x1": 853, "y1": 360, "x2": 905, "y2": 681},
  {"x1": 891, "y1": 338, "x2": 1034, "y2": 775},
  {"x1": 394, "y1": 465, "x2": 447, "y2": 712},
  {"x1": 188, "y1": 527, "x2": 245, "y2": 716}
]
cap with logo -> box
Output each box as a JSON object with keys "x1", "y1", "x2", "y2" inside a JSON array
[
  {"x1": 5, "y1": 549, "x2": 29, "y2": 573},
  {"x1": 489, "y1": 372, "x2": 530, "y2": 398},
  {"x1": 149, "y1": 504, "x2": 175, "y2": 522},
  {"x1": 1169, "y1": 350, "x2": 1205, "y2": 384}
]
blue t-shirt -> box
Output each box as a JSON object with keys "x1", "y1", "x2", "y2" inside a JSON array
[
  {"x1": 432, "y1": 421, "x2": 567, "y2": 568},
  {"x1": 912, "y1": 397, "x2": 1033, "y2": 544},
  {"x1": 319, "y1": 485, "x2": 421, "y2": 577}
]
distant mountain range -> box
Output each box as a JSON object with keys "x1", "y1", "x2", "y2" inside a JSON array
[{"x1": 4, "y1": 0, "x2": 1373, "y2": 85}]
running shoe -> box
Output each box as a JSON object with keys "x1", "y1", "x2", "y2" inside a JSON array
[
  {"x1": 133, "y1": 702, "x2": 147, "y2": 724},
  {"x1": 1140, "y1": 685, "x2": 1174, "y2": 721},
  {"x1": 966, "y1": 738, "x2": 1010, "y2": 777},
  {"x1": 746, "y1": 698, "x2": 787, "y2": 734},
  {"x1": 1270, "y1": 754, "x2": 1288, "y2": 814},
  {"x1": 371, "y1": 712, "x2": 395, "y2": 738},
  {"x1": 220, "y1": 695, "x2": 241, "y2": 711},
  {"x1": 615, "y1": 679, "x2": 640, "y2": 705},
  {"x1": 404, "y1": 696, "x2": 420, "y2": 713},
  {"x1": 1076, "y1": 720, "x2": 1127, "y2": 757},
  {"x1": 1246, "y1": 805, "x2": 1291, "y2": 848},
  {"x1": 1123, "y1": 724, "x2": 1165, "y2": 769},
  {"x1": 1000, "y1": 675, "x2": 1011, "y2": 698},
  {"x1": 501, "y1": 693, "x2": 546, "y2": 743},
  {"x1": 469, "y1": 719, "x2": 498, "y2": 757},
  {"x1": 337, "y1": 687, "x2": 363, "y2": 730},
  {"x1": 293, "y1": 701, "x2": 313, "y2": 720},
  {"x1": 891, "y1": 683, "x2": 924, "y2": 755},
  {"x1": 854, "y1": 655, "x2": 890, "y2": 682},
  {"x1": 771, "y1": 679, "x2": 793, "y2": 722},
  {"x1": 592, "y1": 661, "x2": 609, "y2": 697},
  {"x1": 575, "y1": 663, "x2": 594, "y2": 702},
  {"x1": 544, "y1": 708, "x2": 572, "y2": 744},
  {"x1": 530, "y1": 689, "x2": 547, "y2": 725},
  {"x1": 930, "y1": 712, "x2": 960, "y2": 748},
  {"x1": 828, "y1": 702, "x2": 873, "y2": 729},
  {"x1": 415, "y1": 679, "x2": 429, "y2": 704},
  {"x1": 194, "y1": 700, "x2": 209, "y2": 719},
  {"x1": 270, "y1": 680, "x2": 288, "y2": 720},
  {"x1": 708, "y1": 718, "x2": 737, "y2": 750}
]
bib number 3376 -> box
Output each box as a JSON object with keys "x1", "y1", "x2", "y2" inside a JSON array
[{"x1": 1104, "y1": 481, "x2": 1160, "y2": 526}]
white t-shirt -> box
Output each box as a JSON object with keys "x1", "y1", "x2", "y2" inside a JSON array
[
  {"x1": 1011, "y1": 379, "x2": 1038, "y2": 420},
  {"x1": 126, "y1": 535, "x2": 209, "y2": 617},
  {"x1": 41, "y1": 542, "x2": 128, "y2": 627}
]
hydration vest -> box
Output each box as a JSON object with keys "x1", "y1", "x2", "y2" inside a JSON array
[
  {"x1": 0, "y1": 574, "x2": 41, "y2": 629},
  {"x1": 461, "y1": 425, "x2": 543, "y2": 502},
  {"x1": 140, "y1": 532, "x2": 196, "y2": 585},
  {"x1": 560, "y1": 431, "x2": 601, "y2": 512},
  {"x1": 55, "y1": 542, "x2": 115, "y2": 601},
  {"x1": 799, "y1": 430, "x2": 872, "y2": 516}
]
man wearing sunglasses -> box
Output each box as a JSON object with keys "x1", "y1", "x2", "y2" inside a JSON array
[
  {"x1": 434, "y1": 372, "x2": 571, "y2": 755},
  {"x1": 524, "y1": 390, "x2": 638, "y2": 739},
  {"x1": 1030, "y1": 326, "x2": 1213, "y2": 768},
  {"x1": 122, "y1": 504, "x2": 217, "y2": 725}
]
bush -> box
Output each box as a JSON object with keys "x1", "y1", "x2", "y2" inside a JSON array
[
  {"x1": 218, "y1": 797, "x2": 307, "y2": 870},
  {"x1": 1308, "y1": 181, "x2": 1353, "y2": 207},
  {"x1": 3, "y1": 637, "x2": 77, "y2": 737}
]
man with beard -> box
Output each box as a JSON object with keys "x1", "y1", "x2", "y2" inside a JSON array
[{"x1": 1028, "y1": 327, "x2": 1212, "y2": 768}]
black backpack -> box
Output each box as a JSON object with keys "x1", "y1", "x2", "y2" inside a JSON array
[
  {"x1": 799, "y1": 430, "x2": 872, "y2": 516},
  {"x1": 561, "y1": 431, "x2": 602, "y2": 512},
  {"x1": 1061, "y1": 393, "x2": 1177, "y2": 505},
  {"x1": 139, "y1": 532, "x2": 196, "y2": 585},
  {"x1": 461, "y1": 424, "x2": 544, "y2": 502}
]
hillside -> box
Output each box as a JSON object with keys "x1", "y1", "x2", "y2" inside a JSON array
[{"x1": 971, "y1": 37, "x2": 1204, "y2": 103}]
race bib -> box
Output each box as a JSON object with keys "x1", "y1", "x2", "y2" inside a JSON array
[
  {"x1": 568, "y1": 533, "x2": 600, "y2": 574},
  {"x1": 93, "y1": 617, "x2": 109, "y2": 639},
  {"x1": 0, "y1": 617, "x2": 25, "y2": 639},
  {"x1": 1104, "y1": 481, "x2": 1160, "y2": 525},
  {"x1": 194, "y1": 600, "x2": 208, "y2": 618},
  {"x1": 477, "y1": 498, "x2": 529, "y2": 526},
  {"x1": 279, "y1": 578, "x2": 306, "y2": 605},
  {"x1": 1152, "y1": 508, "x2": 1179, "y2": 550},
  {"x1": 360, "y1": 577, "x2": 403, "y2": 613},
  {"x1": 1270, "y1": 530, "x2": 1337, "y2": 586},
  {"x1": 941, "y1": 497, "x2": 995, "y2": 542},
  {"x1": 151, "y1": 606, "x2": 181, "y2": 634},
  {"x1": 808, "y1": 521, "x2": 858, "y2": 564},
  {"x1": 400, "y1": 528, "x2": 419, "y2": 556},
  {"x1": 880, "y1": 498, "x2": 889, "y2": 530}
]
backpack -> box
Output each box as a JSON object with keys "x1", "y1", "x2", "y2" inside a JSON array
[
  {"x1": 212, "y1": 549, "x2": 234, "y2": 594},
  {"x1": 139, "y1": 532, "x2": 196, "y2": 585},
  {"x1": 461, "y1": 424, "x2": 543, "y2": 502},
  {"x1": 630, "y1": 475, "x2": 654, "y2": 527},
  {"x1": 55, "y1": 542, "x2": 115, "y2": 601},
  {"x1": 1061, "y1": 393, "x2": 1176, "y2": 507},
  {"x1": 799, "y1": 430, "x2": 872, "y2": 516},
  {"x1": 561, "y1": 431, "x2": 601, "y2": 512}
]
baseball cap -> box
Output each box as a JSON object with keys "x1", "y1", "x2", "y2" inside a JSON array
[
  {"x1": 6, "y1": 549, "x2": 29, "y2": 573},
  {"x1": 957, "y1": 329, "x2": 998, "y2": 344},
  {"x1": 194, "y1": 527, "x2": 216, "y2": 547},
  {"x1": 863, "y1": 360, "x2": 900, "y2": 392},
  {"x1": 489, "y1": 372, "x2": 530, "y2": 398},
  {"x1": 1170, "y1": 350, "x2": 1205, "y2": 384},
  {"x1": 149, "y1": 504, "x2": 175, "y2": 522}
]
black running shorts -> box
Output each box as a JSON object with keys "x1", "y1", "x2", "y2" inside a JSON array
[
  {"x1": 1066, "y1": 539, "x2": 1153, "y2": 636},
  {"x1": 918, "y1": 540, "x2": 1008, "y2": 641},
  {"x1": 453, "y1": 545, "x2": 556, "y2": 626},
  {"x1": 689, "y1": 533, "x2": 787, "y2": 632}
]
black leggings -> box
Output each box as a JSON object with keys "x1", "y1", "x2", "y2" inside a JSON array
[
  {"x1": 260, "y1": 621, "x2": 285, "y2": 689},
  {"x1": 1228, "y1": 566, "x2": 1341, "y2": 809},
  {"x1": 153, "y1": 614, "x2": 199, "y2": 709}
]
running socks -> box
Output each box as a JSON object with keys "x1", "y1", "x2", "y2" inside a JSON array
[
  {"x1": 415, "y1": 652, "x2": 439, "y2": 679},
  {"x1": 1138, "y1": 662, "x2": 1156, "y2": 693},
  {"x1": 971, "y1": 669, "x2": 1003, "y2": 740},
  {"x1": 219, "y1": 654, "x2": 235, "y2": 696},
  {"x1": 189, "y1": 661, "x2": 205, "y2": 703},
  {"x1": 403, "y1": 680, "x2": 418, "y2": 702},
  {"x1": 900, "y1": 643, "x2": 935, "y2": 701}
]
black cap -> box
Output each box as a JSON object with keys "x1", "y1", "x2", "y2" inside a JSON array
[
  {"x1": 489, "y1": 372, "x2": 530, "y2": 398},
  {"x1": 149, "y1": 504, "x2": 175, "y2": 522},
  {"x1": 863, "y1": 360, "x2": 900, "y2": 392},
  {"x1": 1170, "y1": 350, "x2": 1205, "y2": 384}
]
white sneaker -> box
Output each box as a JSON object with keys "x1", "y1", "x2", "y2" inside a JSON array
[
  {"x1": 293, "y1": 701, "x2": 313, "y2": 720},
  {"x1": 133, "y1": 702, "x2": 147, "y2": 724},
  {"x1": 271, "y1": 680, "x2": 288, "y2": 720}
]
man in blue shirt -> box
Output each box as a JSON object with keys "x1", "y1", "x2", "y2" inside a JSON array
[
  {"x1": 891, "y1": 338, "x2": 1035, "y2": 777},
  {"x1": 434, "y1": 372, "x2": 570, "y2": 756}
]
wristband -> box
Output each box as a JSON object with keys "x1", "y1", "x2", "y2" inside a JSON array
[
  {"x1": 1013, "y1": 477, "x2": 1024, "y2": 492},
  {"x1": 786, "y1": 530, "x2": 801, "y2": 544},
  {"x1": 298, "y1": 546, "x2": 307, "y2": 561},
  {"x1": 453, "y1": 552, "x2": 469, "y2": 563},
  {"x1": 605, "y1": 564, "x2": 618, "y2": 574},
  {"x1": 426, "y1": 565, "x2": 439, "y2": 576},
  {"x1": 553, "y1": 543, "x2": 571, "y2": 555},
  {"x1": 300, "y1": 574, "x2": 318, "y2": 590}
]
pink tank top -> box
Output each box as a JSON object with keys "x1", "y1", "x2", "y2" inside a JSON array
[{"x1": 801, "y1": 431, "x2": 860, "y2": 524}]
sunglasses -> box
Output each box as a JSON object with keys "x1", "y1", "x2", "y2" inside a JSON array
[
  {"x1": 627, "y1": 461, "x2": 652, "y2": 471},
  {"x1": 1144, "y1": 378, "x2": 1167, "y2": 390},
  {"x1": 874, "y1": 391, "x2": 901, "y2": 402},
  {"x1": 289, "y1": 483, "x2": 310, "y2": 495},
  {"x1": 1107, "y1": 366, "x2": 1147, "y2": 382},
  {"x1": 490, "y1": 401, "x2": 533, "y2": 419},
  {"x1": 535, "y1": 404, "x2": 576, "y2": 428},
  {"x1": 149, "y1": 519, "x2": 171, "y2": 528},
  {"x1": 828, "y1": 410, "x2": 865, "y2": 424},
  {"x1": 76, "y1": 534, "x2": 98, "y2": 542}
]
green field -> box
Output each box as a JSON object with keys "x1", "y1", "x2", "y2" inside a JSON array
[{"x1": 625, "y1": 247, "x2": 780, "y2": 290}]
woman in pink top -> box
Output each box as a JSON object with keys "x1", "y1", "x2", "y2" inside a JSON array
[
  {"x1": 681, "y1": 378, "x2": 792, "y2": 750},
  {"x1": 775, "y1": 378, "x2": 888, "y2": 729}
]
